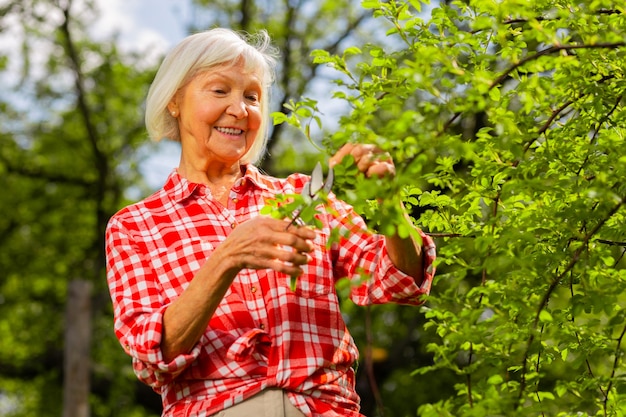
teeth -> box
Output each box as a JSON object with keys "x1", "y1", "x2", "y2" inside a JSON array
[{"x1": 216, "y1": 127, "x2": 244, "y2": 135}]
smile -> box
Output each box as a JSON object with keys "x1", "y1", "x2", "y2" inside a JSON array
[{"x1": 215, "y1": 127, "x2": 244, "y2": 135}]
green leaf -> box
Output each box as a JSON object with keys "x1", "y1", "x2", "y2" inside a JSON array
[{"x1": 539, "y1": 310, "x2": 553, "y2": 323}]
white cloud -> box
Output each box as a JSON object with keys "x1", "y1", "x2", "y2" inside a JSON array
[
  {"x1": 90, "y1": 0, "x2": 190, "y2": 188},
  {"x1": 91, "y1": 0, "x2": 190, "y2": 65}
]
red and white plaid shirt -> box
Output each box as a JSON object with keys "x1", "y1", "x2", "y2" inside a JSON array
[{"x1": 106, "y1": 165, "x2": 436, "y2": 417}]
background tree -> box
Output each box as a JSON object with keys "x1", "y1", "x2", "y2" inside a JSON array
[{"x1": 0, "y1": 0, "x2": 160, "y2": 415}]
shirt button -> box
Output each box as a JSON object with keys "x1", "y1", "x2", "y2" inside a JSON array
[
  {"x1": 259, "y1": 323, "x2": 265, "y2": 330},
  {"x1": 231, "y1": 222, "x2": 237, "y2": 229},
  {"x1": 251, "y1": 286, "x2": 257, "y2": 293},
  {"x1": 232, "y1": 197, "x2": 238, "y2": 204}
]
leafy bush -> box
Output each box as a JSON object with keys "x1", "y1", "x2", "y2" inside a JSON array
[{"x1": 284, "y1": 0, "x2": 626, "y2": 415}]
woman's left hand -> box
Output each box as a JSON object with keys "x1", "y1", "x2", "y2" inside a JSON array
[
  {"x1": 329, "y1": 143, "x2": 395, "y2": 178},
  {"x1": 329, "y1": 143, "x2": 425, "y2": 285}
]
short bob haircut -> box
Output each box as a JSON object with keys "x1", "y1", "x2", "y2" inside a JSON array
[{"x1": 145, "y1": 28, "x2": 277, "y2": 165}]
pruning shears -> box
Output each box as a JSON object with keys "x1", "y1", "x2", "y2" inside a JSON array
[
  {"x1": 286, "y1": 162, "x2": 333, "y2": 291},
  {"x1": 286, "y1": 161, "x2": 334, "y2": 229}
]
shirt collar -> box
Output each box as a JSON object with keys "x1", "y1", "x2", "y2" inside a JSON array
[{"x1": 163, "y1": 164, "x2": 277, "y2": 204}]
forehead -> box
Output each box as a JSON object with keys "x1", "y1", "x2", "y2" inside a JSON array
[{"x1": 192, "y1": 60, "x2": 264, "y2": 85}]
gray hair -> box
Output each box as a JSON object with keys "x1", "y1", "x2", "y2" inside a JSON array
[{"x1": 145, "y1": 28, "x2": 278, "y2": 164}]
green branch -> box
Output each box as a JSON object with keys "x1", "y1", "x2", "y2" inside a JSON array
[
  {"x1": 577, "y1": 93, "x2": 624, "y2": 176},
  {"x1": 517, "y1": 196, "x2": 626, "y2": 408},
  {"x1": 402, "y1": 41, "x2": 626, "y2": 175},
  {"x1": 490, "y1": 42, "x2": 626, "y2": 90},
  {"x1": 605, "y1": 323, "x2": 626, "y2": 415}
]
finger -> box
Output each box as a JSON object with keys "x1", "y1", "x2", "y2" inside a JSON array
[
  {"x1": 329, "y1": 143, "x2": 356, "y2": 168},
  {"x1": 349, "y1": 144, "x2": 394, "y2": 176},
  {"x1": 351, "y1": 146, "x2": 394, "y2": 177},
  {"x1": 249, "y1": 220, "x2": 314, "y2": 254},
  {"x1": 355, "y1": 151, "x2": 376, "y2": 173},
  {"x1": 276, "y1": 232, "x2": 314, "y2": 254},
  {"x1": 240, "y1": 254, "x2": 306, "y2": 276},
  {"x1": 331, "y1": 144, "x2": 393, "y2": 175},
  {"x1": 349, "y1": 144, "x2": 379, "y2": 161},
  {"x1": 273, "y1": 246, "x2": 311, "y2": 266},
  {"x1": 238, "y1": 240, "x2": 309, "y2": 267},
  {"x1": 366, "y1": 160, "x2": 396, "y2": 178},
  {"x1": 267, "y1": 259, "x2": 306, "y2": 277},
  {"x1": 238, "y1": 218, "x2": 315, "y2": 252},
  {"x1": 284, "y1": 221, "x2": 317, "y2": 240},
  {"x1": 263, "y1": 245, "x2": 310, "y2": 276}
]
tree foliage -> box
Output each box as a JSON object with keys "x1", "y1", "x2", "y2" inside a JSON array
[
  {"x1": 0, "y1": 0, "x2": 159, "y2": 415},
  {"x1": 286, "y1": 0, "x2": 625, "y2": 415}
]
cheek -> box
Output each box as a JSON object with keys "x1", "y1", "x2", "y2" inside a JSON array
[
  {"x1": 184, "y1": 96, "x2": 220, "y2": 124},
  {"x1": 248, "y1": 107, "x2": 263, "y2": 130},
  {"x1": 198, "y1": 106, "x2": 222, "y2": 124}
]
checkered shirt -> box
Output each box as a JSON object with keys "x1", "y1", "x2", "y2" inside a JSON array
[{"x1": 105, "y1": 165, "x2": 436, "y2": 417}]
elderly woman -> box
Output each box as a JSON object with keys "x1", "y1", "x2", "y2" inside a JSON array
[{"x1": 106, "y1": 28, "x2": 436, "y2": 417}]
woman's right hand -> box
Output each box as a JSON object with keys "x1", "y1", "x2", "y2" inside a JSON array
[{"x1": 217, "y1": 216, "x2": 316, "y2": 278}]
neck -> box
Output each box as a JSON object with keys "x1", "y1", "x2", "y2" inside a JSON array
[{"x1": 178, "y1": 156, "x2": 243, "y2": 184}]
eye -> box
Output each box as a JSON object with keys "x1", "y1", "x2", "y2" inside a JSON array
[{"x1": 246, "y1": 92, "x2": 260, "y2": 103}]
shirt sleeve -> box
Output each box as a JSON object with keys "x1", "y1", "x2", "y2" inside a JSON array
[
  {"x1": 105, "y1": 215, "x2": 201, "y2": 390},
  {"x1": 327, "y1": 198, "x2": 436, "y2": 306}
]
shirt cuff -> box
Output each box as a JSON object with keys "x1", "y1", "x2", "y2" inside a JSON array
[
  {"x1": 122, "y1": 307, "x2": 202, "y2": 388},
  {"x1": 378, "y1": 231, "x2": 436, "y2": 304}
]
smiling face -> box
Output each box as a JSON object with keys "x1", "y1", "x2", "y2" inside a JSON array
[{"x1": 168, "y1": 61, "x2": 264, "y2": 171}]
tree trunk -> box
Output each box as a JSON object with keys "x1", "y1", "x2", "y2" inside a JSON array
[{"x1": 62, "y1": 280, "x2": 93, "y2": 417}]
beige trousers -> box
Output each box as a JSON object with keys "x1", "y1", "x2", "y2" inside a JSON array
[{"x1": 213, "y1": 389, "x2": 305, "y2": 417}]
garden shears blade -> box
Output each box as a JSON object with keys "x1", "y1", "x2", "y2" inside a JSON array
[{"x1": 288, "y1": 161, "x2": 334, "y2": 228}]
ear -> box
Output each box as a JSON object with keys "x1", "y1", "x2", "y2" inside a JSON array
[{"x1": 167, "y1": 98, "x2": 179, "y2": 117}]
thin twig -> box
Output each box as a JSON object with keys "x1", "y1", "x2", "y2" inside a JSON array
[
  {"x1": 604, "y1": 323, "x2": 626, "y2": 415},
  {"x1": 577, "y1": 93, "x2": 624, "y2": 176},
  {"x1": 517, "y1": 197, "x2": 625, "y2": 407},
  {"x1": 364, "y1": 305, "x2": 386, "y2": 417}
]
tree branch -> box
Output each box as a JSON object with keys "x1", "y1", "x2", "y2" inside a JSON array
[
  {"x1": 58, "y1": 0, "x2": 110, "y2": 273},
  {"x1": 59, "y1": 1, "x2": 105, "y2": 176},
  {"x1": 491, "y1": 43, "x2": 625, "y2": 90},
  {"x1": 239, "y1": 0, "x2": 252, "y2": 31},
  {"x1": 605, "y1": 322, "x2": 626, "y2": 414},
  {"x1": 576, "y1": 93, "x2": 624, "y2": 176},
  {"x1": 567, "y1": 269, "x2": 604, "y2": 398},
  {"x1": 364, "y1": 305, "x2": 386, "y2": 417},
  {"x1": 517, "y1": 196, "x2": 625, "y2": 407},
  {"x1": 435, "y1": 42, "x2": 626, "y2": 146},
  {"x1": 0, "y1": 152, "x2": 95, "y2": 188},
  {"x1": 267, "y1": 8, "x2": 370, "y2": 165},
  {"x1": 502, "y1": 9, "x2": 624, "y2": 26}
]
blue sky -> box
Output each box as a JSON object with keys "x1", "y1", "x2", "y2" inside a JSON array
[
  {"x1": 95, "y1": 0, "x2": 192, "y2": 189},
  {"x1": 96, "y1": 0, "x2": 189, "y2": 48}
]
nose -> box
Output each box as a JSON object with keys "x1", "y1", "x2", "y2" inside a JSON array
[{"x1": 227, "y1": 96, "x2": 248, "y2": 119}]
